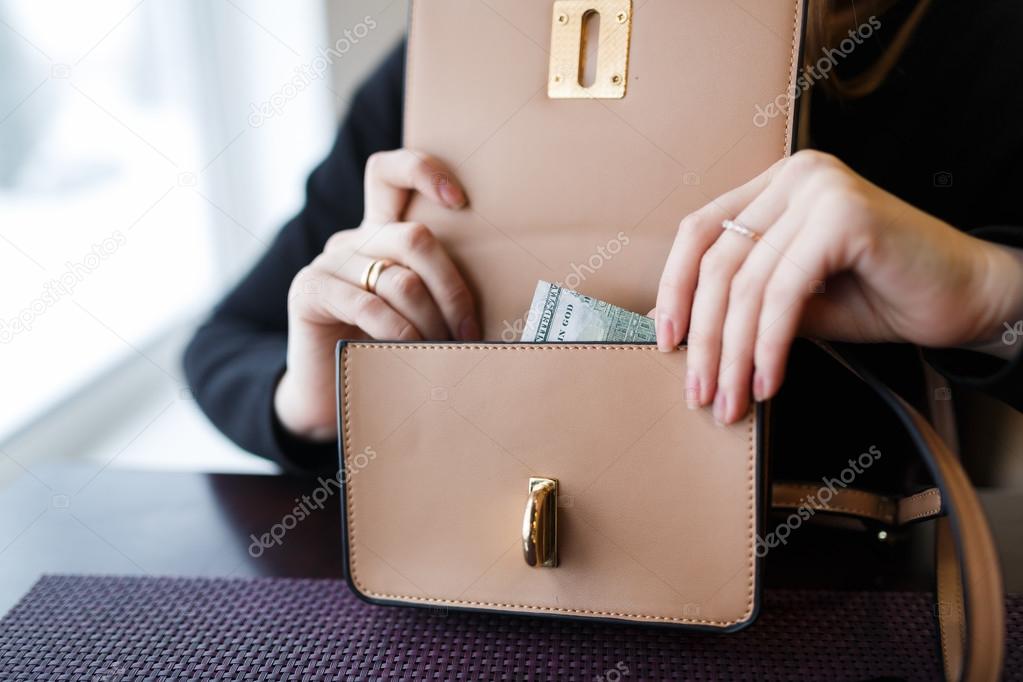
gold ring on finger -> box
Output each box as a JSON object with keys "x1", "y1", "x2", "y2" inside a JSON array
[{"x1": 360, "y1": 258, "x2": 397, "y2": 294}]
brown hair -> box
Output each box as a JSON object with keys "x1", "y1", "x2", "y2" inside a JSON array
[{"x1": 805, "y1": 0, "x2": 931, "y2": 99}]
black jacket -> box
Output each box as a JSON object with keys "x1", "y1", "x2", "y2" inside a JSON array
[{"x1": 184, "y1": 3, "x2": 1023, "y2": 475}]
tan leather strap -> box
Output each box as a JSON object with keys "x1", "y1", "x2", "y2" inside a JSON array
[
  {"x1": 937, "y1": 516, "x2": 968, "y2": 681},
  {"x1": 815, "y1": 342, "x2": 1004, "y2": 682},
  {"x1": 770, "y1": 482, "x2": 943, "y2": 526},
  {"x1": 924, "y1": 363, "x2": 968, "y2": 681},
  {"x1": 899, "y1": 487, "x2": 945, "y2": 524}
]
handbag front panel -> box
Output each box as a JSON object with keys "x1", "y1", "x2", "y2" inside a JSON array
[{"x1": 339, "y1": 342, "x2": 760, "y2": 628}]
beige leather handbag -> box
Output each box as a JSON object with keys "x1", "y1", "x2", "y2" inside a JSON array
[{"x1": 337, "y1": 2, "x2": 1004, "y2": 679}]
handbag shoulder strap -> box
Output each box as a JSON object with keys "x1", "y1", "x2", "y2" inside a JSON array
[
  {"x1": 818, "y1": 342, "x2": 1004, "y2": 682},
  {"x1": 771, "y1": 482, "x2": 943, "y2": 525}
]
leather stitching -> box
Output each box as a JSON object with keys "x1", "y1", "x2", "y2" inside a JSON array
[
  {"x1": 774, "y1": 484, "x2": 894, "y2": 522},
  {"x1": 783, "y1": 0, "x2": 802, "y2": 156},
  {"x1": 937, "y1": 520, "x2": 957, "y2": 680},
  {"x1": 776, "y1": 483, "x2": 944, "y2": 525},
  {"x1": 743, "y1": 407, "x2": 755, "y2": 623},
  {"x1": 345, "y1": 344, "x2": 669, "y2": 351},
  {"x1": 341, "y1": 343, "x2": 758, "y2": 626},
  {"x1": 780, "y1": 503, "x2": 886, "y2": 518},
  {"x1": 899, "y1": 488, "x2": 943, "y2": 523},
  {"x1": 780, "y1": 483, "x2": 879, "y2": 499}
]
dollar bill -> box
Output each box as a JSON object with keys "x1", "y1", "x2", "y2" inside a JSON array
[{"x1": 520, "y1": 280, "x2": 656, "y2": 343}]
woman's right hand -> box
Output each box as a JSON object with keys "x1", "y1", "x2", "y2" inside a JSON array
[{"x1": 274, "y1": 149, "x2": 479, "y2": 441}]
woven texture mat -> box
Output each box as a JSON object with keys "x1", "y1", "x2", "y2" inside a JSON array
[{"x1": 1, "y1": 576, "x2": 1019, "y2": 681}]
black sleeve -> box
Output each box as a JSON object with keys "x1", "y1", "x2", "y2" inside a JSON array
[
  {"x1": 183, "y1": 42, "x2": 406, "y2": 473},
  {"x1": 924, "y1": 226, "x2": 1023, "y2": 412}
]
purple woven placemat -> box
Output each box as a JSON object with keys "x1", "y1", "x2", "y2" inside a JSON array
[{"x1": 0, "y1": 576, "x2": 1018, "y2": 681}]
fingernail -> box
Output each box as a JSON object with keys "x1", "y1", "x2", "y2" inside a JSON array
[
  {"x1": 657, "y1": 314, "x2": 675, "y2": 352},
  {"x1": 753, "y1": 372, "x2": 765, "y2": 402},
  {"x1": 713, "y1": 392, "x2": 728, "y2": 425},
  {"x1": 458, "y1": 317, "x2": 480, "y2": 341},
  {"x1": 685, "y1": 371, "x2": 700, "y2": 410},
  {"x1": 439, "y1": 181, "x2": 466, "y2": 208}
]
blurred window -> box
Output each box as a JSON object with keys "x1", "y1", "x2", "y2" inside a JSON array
[{"x1": 0, "y1": 0, "x2": 335, "y2": 439}]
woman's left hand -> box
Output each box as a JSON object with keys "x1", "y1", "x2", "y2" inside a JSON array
[{"x1": 655, "y1": 150, "x2": 1023, "y2": 424}]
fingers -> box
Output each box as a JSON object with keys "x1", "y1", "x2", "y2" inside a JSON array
[
  {"x1": 291, "y1": 268, "x2": 422, "y2": 341},
  {"x1": 364, "y1": 149, "x2": 467, "y2": 224},
  {"x1": 336, "y1": 147, "x2": 474, "y2": 338},
  {"x1": 374, "y1": 264, "x2": 450, "y2": 340},
  {"x1": 685, "y1": 239, "x2": 743, "y2": 409},
  {"x1": 345, "y1": 254, "x2": 449, "y2": 339},
  {"x1": 656, "y1": 159, "x2": 785, "y2": 353},
  {"x1": 684, "y1": 184, "x2": 790, "y2": 415},
  {"x1": 714, "y1": 208, "x2": 805, "y2": 422},
  {"x1": 753, "y1": 221, "x2": 849, "y2": 404},
  {"x1": 656, "y1": 203, "x2": 731, "y2": 354},
  {"x1": 369, "y1": 223, "x2": 479, "y2": 340},
  {"x1": 319, "y1": 222, "x2": 479, "y2": 341}
]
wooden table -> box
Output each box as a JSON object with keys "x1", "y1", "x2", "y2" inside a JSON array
[{"x1": 1, "y1": 464, "x2": 1019, "y2": 616}]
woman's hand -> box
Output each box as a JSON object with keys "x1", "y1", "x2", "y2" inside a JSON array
[
  {"x1": 275, "y1": 149, "x2": 479, "y2": 441},
  {"x1": 655, "y1": 150, "x2": 1023, "y2": 425}
]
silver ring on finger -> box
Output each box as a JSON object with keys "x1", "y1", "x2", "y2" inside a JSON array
[{"x1": 721, "y1": 219, "x2": 762, "y2": 242}]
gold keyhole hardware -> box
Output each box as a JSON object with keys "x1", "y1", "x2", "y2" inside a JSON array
[
  {"x1": 522, "y1": 477, "x2": 558, "y2": 568},
  {"x1": 548, "y1": 0, "x2": 632, "y2": 100}
]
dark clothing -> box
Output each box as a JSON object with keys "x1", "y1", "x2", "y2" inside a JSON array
[
  {"x1": 184, "y1": 3, "x2": 1023, "y2": 474},
  {"x1": 182, "y1": 43, "x2": 406, "y2": 473}
]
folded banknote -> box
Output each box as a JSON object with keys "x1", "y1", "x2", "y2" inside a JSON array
[{"x1": 520, "y1": 280, "x2": 656, "y2": 343}]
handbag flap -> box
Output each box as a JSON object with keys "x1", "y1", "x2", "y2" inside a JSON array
[
  {"x1": 339, "y1": 342, "x2": 760, "y2": 628},
  {"x1": 404, "y1": 0, "x2": 804, "y2": 338}
]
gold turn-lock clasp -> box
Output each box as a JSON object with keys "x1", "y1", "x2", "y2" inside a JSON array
[
  {"x1": 522, "y1": 477, "x2": 559, "y2": 568},
  {"x1": 548, "y1": 0, "x2": 632, "y2": 99}
]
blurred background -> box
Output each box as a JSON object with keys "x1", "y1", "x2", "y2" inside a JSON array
[{"x1": 0, "y1": 0, "x2": 406, "y2": 480}]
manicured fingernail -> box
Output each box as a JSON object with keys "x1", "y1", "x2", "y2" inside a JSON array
[
  {"x1": 657, "y1": 315, "x2": 675, "y2": 352},
  {"x1": 685, "y1": 371, "x2": 700, "y2": 410},
  {"x1": 439, "y1": 181, "x2": 466, "y2": 208},
  {"x1": 753, "y1": 372, "x2": 765, "y2": 402},
  {"x1": 713, "y1": 392, "x2": 728, "y2": 425},
  {"x1": 458, "y1": 317, "x2": 480, "y2": 341}
]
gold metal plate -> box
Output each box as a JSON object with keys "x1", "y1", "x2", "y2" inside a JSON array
[
  {"x1": 548, "y1": 0, "x2": 632, "y2": 99},
  {"x1": 522, "y1": 477, "x2": 558, "y2": 568}
]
